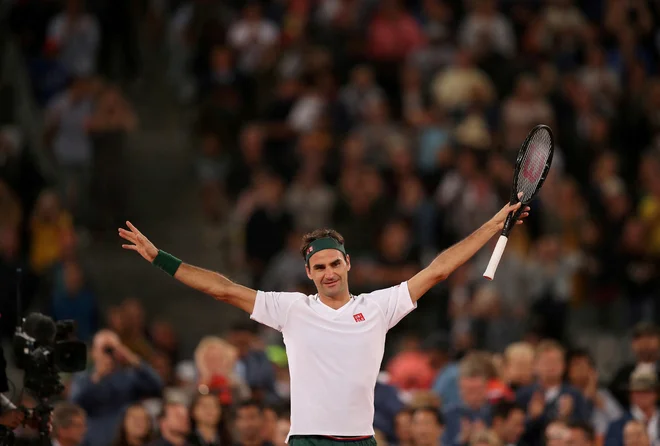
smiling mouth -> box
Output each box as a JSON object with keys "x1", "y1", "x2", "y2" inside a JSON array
[{"x1": 324, "y1": 279, "x2": 339, "y2": 286}]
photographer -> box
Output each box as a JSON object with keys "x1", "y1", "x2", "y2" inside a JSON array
[{"x1": 69, "y1": 330, "x2": 162, "y2": 446}]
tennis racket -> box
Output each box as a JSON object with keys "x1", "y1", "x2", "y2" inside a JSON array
[{"x1": 483, "y1": 125, "x2": 555, "y2": 280}]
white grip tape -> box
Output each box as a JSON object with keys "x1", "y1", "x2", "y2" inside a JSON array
[{"x1": 483, "y1": 235, "x2": 509, "y2": 280}]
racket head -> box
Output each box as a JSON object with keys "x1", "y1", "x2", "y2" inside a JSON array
[
  {"x1": 511, "y1": 124, "x2": 554, "y2": 205},
  {"x1": 502, "y1": 125, "x2": 554, "y2": 236}
]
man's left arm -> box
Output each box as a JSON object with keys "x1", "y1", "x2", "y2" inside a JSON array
[
  {"x1": 407, "y1": 200, "x2": 528, "y2": 302},
  {"x1": 118, "y1": 346, "x2": 163, "y2": 398}
]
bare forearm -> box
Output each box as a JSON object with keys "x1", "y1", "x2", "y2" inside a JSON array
[
  {"x1": 429, "y1": 220, "x2": 499, "y2": 281},
  {"x1": 173, "y1": 263, "x2": 233, "y2": 299}
]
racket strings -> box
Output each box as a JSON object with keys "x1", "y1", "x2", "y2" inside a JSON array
[{"x1": 517, "y1": 129, "x2": 552, "y2": 202}]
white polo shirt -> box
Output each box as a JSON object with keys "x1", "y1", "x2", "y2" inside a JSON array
[{"x1": 250, "y1": 282, "x2": 416, "y2": 440}]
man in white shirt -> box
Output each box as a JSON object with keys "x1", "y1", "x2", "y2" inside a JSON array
[
  {"x1": 118, "y1": 200, "x2": 528, "y2": 446},
  {"x1": 51, "y1": 402, "x2": 87, "y2": 446}
]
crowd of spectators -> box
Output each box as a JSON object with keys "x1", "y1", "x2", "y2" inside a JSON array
[{"x1": 3, "y1": 1, "x2": 660, "y2": 446}]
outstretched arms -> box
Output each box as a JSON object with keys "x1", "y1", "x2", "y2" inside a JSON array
[
  {"x1": 407, "y1": 201, "x2": 529, "y2": 302},
  {"x1": 118, "y1": 222, "x2": 257, "y2": 313}
]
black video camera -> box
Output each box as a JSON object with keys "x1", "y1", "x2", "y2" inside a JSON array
[{"x1": 5, "y1": 313, "x2": 87, "y2": 445}]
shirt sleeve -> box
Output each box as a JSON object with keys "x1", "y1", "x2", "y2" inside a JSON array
[
  {"x1": 367, "y1": 282, "x2": 417, "y2": 330},
  {"x1": 250, "y1": 291, "x2": 303, "y2": 331}
]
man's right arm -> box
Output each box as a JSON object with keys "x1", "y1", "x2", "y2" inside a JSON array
[{"x1": 118, "y1": 222, "x2": 257, "y2": 314}]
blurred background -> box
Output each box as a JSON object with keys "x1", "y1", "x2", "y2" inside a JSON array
[{"x1": 1, "y1": 0, "x2": 660, "y2": 445}]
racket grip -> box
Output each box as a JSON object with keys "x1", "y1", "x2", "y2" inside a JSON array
[{"x1": 483, "y1": 235, "x2": 509, "y2": 280}]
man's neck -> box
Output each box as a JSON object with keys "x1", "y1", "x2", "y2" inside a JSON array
[
  {"x1": 197, "y1": 425, "x2": 217, "y2": 443},
  {"x1": 162, "y1": 430, "x2": 187, "y2": 446},
  {"x1": 318, "y1": 292, "x2": 351, "y2": 309}
]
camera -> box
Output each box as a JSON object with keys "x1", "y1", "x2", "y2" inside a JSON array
[{"x1": 3, "y1": 313, "x2": 88, "y2": 445}]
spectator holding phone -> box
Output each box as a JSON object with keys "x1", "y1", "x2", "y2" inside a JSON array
[{"x1": 70, "y1": 330, "x2": 163, "y2": 446}]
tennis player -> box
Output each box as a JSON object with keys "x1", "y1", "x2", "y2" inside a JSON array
[{"x1": 118, "y1": 199, "x2": 528, "y2": 446}]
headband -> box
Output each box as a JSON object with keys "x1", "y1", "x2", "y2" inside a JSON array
[{"x1": 305, "y1": 237, "x2": 347, "y2": 264}]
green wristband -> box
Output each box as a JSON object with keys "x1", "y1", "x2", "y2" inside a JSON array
[{"x1": 152, "y1": 250, "x2": 182, "y2": 276}]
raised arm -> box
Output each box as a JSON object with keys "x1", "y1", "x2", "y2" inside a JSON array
[
  {"x1": 118, "y1": 222, "x2": 257, "y2": 313},
  {"x1": 407, "y1": 200, "x2": 529, "y2": 302}
]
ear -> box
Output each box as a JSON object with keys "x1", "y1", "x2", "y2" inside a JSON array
[
  {"x1": 305, "y1": 264, "x2": 312, "y2": 281},
  {"x1": 345, "y1": 254, "x2": 351, "y2": 271}
]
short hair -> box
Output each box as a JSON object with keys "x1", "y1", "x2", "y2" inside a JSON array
[
  {"x1": 459, "y1": 352, "x2": 490, "y2": 379},
  {"x1": 300, "y1": 229, "x2": 345, "y2": 261},
  {"x1": 566, "y1": 348, "x2": 595, "y2": 368},
  {"x1": 632, "y1": 322, "x2": 660, "y2": 340},
  {"x1": 568, "y1": 421, "x2": 595, "y2": 442},
  {"x1": 504, "y1": 342, "x2": 535, "y2": 363},
  {"x1": 535, "y1": 340, "x2": 565, "y2": 358},
  {"x1": 236, "y1": 399, "x2": 263, "y2": 414},
  {"x1": 52, "y1": 402, "x2": 85, "y2": 432},
  {"x1": 157, "y1": 401, "x2": 186, "y2": 421},
  {"x1": 492, "y1": 401, "x2": 524, "y2": 421},
  {"x1": 411, "y1": 407, "x2": 444, "y2": 426}
]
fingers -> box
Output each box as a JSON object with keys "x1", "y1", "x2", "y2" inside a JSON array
[
  {"x1": 126, "y1": 221, "x2": 142, "y2": 236},
  {"x1": 118, "y1": 228, "x2": 138, "y2": 243},
  {"x1": 122, "y1": 244, "x2": 138, "y2": 251}
]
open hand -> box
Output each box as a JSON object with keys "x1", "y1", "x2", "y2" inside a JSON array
[
  {"x1": 491, "y1": 192, "x2": 531, "y2": 230},
  {"x1": 118, "y1": 221, "x2": 158, "y2": 262}
]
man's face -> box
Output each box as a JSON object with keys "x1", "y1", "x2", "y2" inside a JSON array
[
  {"x1": 505, "y1": 353, "x2": 534, "y2": 387},
  {"x1": 624, "y1": 421, "x2": 649, "y2": 446},
  {"x1": 630, "y1": 390, "x2": 657, "y2": 411},
  {"x1": 236, "y1": 406, "x2": 263, "y2": 442},
  {"x1": 632, "y1": 336, "x2": 660, "y2": 363},
  {"x1": 567, "y1": 427, "x2": 592, "y2": 446},
  {"x1": 162, "y1": 404, "x2": 190, "y2": 437},
  {"x1": 459, "y1": 376, "x2": 487, "y2": 409},
  {"x1": 568, "y1": 356, "x2": 592, "y2": 388},
  {"x1": 58, "y1": 414, "x2": 86, "y2": 446},
  {"x1": 501, "y1": 409, "x2": 526, "y2": 444},
  {"x1": 411, "y1": 410, "x2": 442, "y2": 446},
  {"x1": 228, "y1": 330, "x2": 254, "y2": 358},
  {"x1": 536, "y1": 349, "x2": 565, "y2": 383},
  {"x1": 395, "y1": 411, "x2": 412, "y2": 445},
  {"x1": 545, "y1": 422, "x2": 569, "y2": 446},
  {"x1": 91, "y1": 331, "x2": 118, "y2": 374},
  {"x1": 306, "y1": 250, "x2": 351, "y2": 299},
  {"x1": 262, "y1": 408, "x2": 277, "y2": 442}
]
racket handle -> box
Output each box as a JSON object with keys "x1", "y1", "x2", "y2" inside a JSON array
[{"x1": 483, "y1": 235, "x2": 509, "y2": 280}]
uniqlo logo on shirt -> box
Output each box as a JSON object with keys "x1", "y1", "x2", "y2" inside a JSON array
[{"x1": 353, "y1": 313, "x2": 365, "y2": 322}]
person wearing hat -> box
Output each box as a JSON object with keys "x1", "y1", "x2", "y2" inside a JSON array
[
  {"x1": 604, "y1": 366, "x2": 660, "y2": 446},
  {"x1": 609, "y1": 323, "x2": 660, "y2": 409}
]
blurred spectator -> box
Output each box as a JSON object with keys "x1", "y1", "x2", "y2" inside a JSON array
[
  {"x1": 244, "y1": 171, "x2": 294, "y2": 284},
  {"x1": 374, "y1": 381, "x2": 405, "y2": 444},
  {"x1": 516, "y1": 340, "x2": 591, "y2": 446},
  {"x1": 234, "y1": 400, "x2": 273, "y2": 446},
  {"x1": 120, "y1": 298, "x2": 154, "y2": 361},
  {"x1": 51, "y1": 401, "x2": 87, "y2": 446},
  {"x1": 44, "y1": 0, "x2": 100, "y2": 77},
  {"x1": 502, "y1": 75, "x2": 554, "y2": 152},
  {"x1": 458, "y1": 0, "x2": 516, "y2": 59},
  {"x1": 149, "y1": 402, "x2": 191, "y2": 446},
  {"x1": 490, "y1": 401, "x2": 525, "y2": 446},
  {"x1": 501, "y1": 342, "x2": 535, "y2": 392},
  {"x1": 44, "y1": 76, "x2": 96, "y2": 226},
  {"x1": 50, "y1": 258, "x2": 99, "y2": 343},
  {"x1": 111, "y1": 403, "x2": 155, "y2": 446},
  {"x1": 194, "y1": 336, "x2": 250, "y2": 407},
  {"x1": 424, "y1": 332, "x2": 460, "y2": 409},
  {"x1": 386, "y1": 335, "x2": 435, "y2": 392},
  {"x1": 605, "y1": 367, "x2": 660, "y2": 446},
  {"x1": 70, "y1": 330, "x2": 163, "y2": 446},
  {"x1": 431, "y1": 50, "x2": 495, "y2": 112},
  {"x1": 227, "y1": 322, "x2": 276, "y2": 403},
  {"x1": 622, "y1": 420, "x2": 651, "y2": 446},
  {"x1": 567, "y1": 421, "x2": 595, "y2": 446},
  {"x1": 442, "y1": 353, "x2": 492, "y2": 446},
  {"x1": 565, "y1": 349, "x2": 622, "y2": 437},
  {"x1": 260, "y1": 232, "x2": 309, "y2": 292},
  {"x1": 261, "y1": 405, "x2": 277, "y2": 446},
  {"x1": 339, "y1": 66, "x2": 385, "y2": 123},
  {"x1": 188, "y1": 392, "x2": 232, "y2": 446},
  {"x1": 196, "y1": 133, "x2": 230, "y2": 224},
  {"x1": 149, "y1": 320, "x2": 181, "y2": 366},
  {"x1": 273, "y1": 411, "x2": 290, "y2": 446},
  {"x1": 0, "y1": 180, "x2": 22, "y2": 232},
  {"x1": 394, "y1": 409, "x2": 412, "y2": 446},
  {"x1": 367, "y1": 0, "x2": 426, "y2": 64},
  {"x1": 29, "y1": 189, "x2": 75, "y2": 275},
  {"x1": 609, "y1": 324, "x2": 660, "y2": 410},
  {"x1": 545, "y1": 420, "x2": 570, "y2": 446},
  {"x1": 227, "y1": 2, "x2": 279, "y2": 75},
  {"x1": 411, "y1": 407, "x2": 444, "y2": 446}
]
